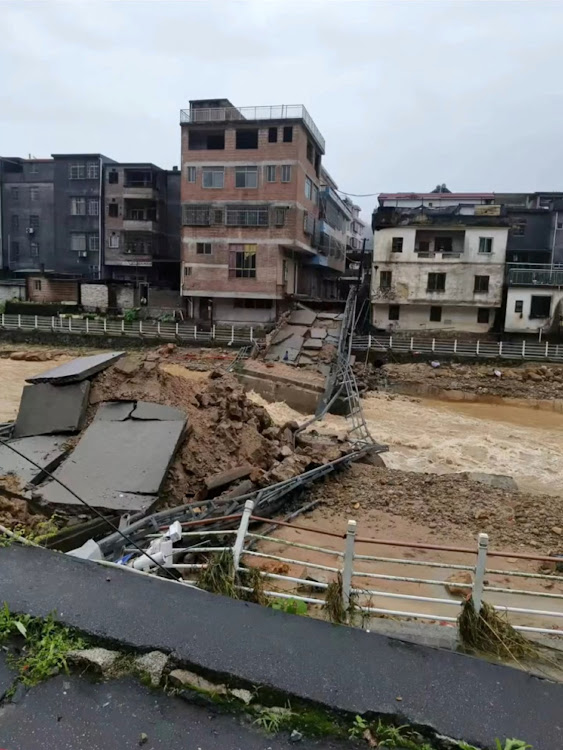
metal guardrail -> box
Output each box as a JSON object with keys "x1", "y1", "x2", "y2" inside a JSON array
[
  {"x1": 353, "y1": 333, "x2": 563, "y2": 362},
  {"x1": 0, "y1": 314, "x2": 255, "y2": 346},
  {"x1": 160, "y1": 504, "x2": 563, "y2": 636}
]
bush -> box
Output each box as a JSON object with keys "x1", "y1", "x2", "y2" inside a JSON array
[{"x1": 4, "y1": 301, "x2": 78, "y2": 317}]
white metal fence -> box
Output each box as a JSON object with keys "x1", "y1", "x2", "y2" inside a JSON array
[
  {"x1": 145, "y1": 501, "x2": 563, "y2": 637},
  {"x1": 0, "y1": 313, "x2": 255, "y2": 345},
  {"x1": 352, "y1": 334, "x2": 563, "y2": 362}
]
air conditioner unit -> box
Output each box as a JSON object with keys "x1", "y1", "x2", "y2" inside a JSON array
[
  {"x1": 26, "y1": 227, "x2": 34, "y2": 235},
  {"x1": 78, "y1": 251, "x2": 88, "y2": 258}
]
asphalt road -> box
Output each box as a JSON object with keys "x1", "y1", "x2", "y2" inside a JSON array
[
  {"x1": 1, "y1": 544, "x2": 562, "y2": 749},
  {"x1": 0, "y1": 667, "x2": 351, "y2": 750}
]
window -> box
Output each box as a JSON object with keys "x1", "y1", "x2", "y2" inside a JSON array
[
  {"x1": 188, "y1": 130, "x2": 225, "y2": 150},
  {"x1": 474, "y1": 275, "x2": 490, "y2": 293},
  {"x1": 514, "y1": 300, "x2": 524, "y2": 313},
  {"x1": 202, "y1": 167, "x2": 224, "y2": 189},
  {"x1": 89, "y1": 234, "x2": 99, "y2": 251},
  {"x1": 558, "y1": 221, "x2": 563, "y2": 230},
  {"x1": 184, "y1": 265, "x2": 192, "y2": 277},
  {"x1": 69, "y1": 163, "x2": 86, "y2": 179},
  {"x1": 306, "y1": 141, "x2": 314, "y2": 163},
  {"x1": 213, "y1": 208, "x2": 224, "y2": 224},
  {"x1": 29, "y1": 214, "x2": 39, "y2": 229},
  {"x1": 108, "y1": 202, "x2": 118, "y2": 217},
  {"x1": 34, "y1": 279, "x2": 42, "y2": 291},
  {"x1": 71, "y1": 233, "x2": 87, "y2": 251},
  {"x1": 10, "y1": 187, "x2": 18, "y2": 200},
  {"x1": 108, "y1": 170, "x2": 119, "y2": 184},
  {"x1": 512, "y1": 221, "x2": 526, "y2": 236},
  {"x1": 30, "y1": 186, "x2": 39, "y2": 201},
  {"x1": 530, "y1": 295, "x2": 552, "y2": 319},
  {"x1": 235, "y1": 166, "x2": 258, "y2": 188},
  {"x1": 435, "y1": 236, "x2": 453, "y2": 253},
  {"x1": 70, "y1": 197, "x2": 86, "y2": 215},
  {"x1": 11, "y1": 241, "x2": 19, "y2": 259},
  {"x1": 281, "y1": 165, "x2": 292, "y2": 183},
  {"x1": 87, "y1": 162, "x2": 99, "y2": 179},
  {"x1": 283, "y1": 126, "x2": 293, "y2": 142},
  {"x1": 226, "y1": 207, "x2": 268, "y2": 226},
  {"x1": 417, "y1": 240, "x2": 430, "y2": 253},
  {"x1": 312, "y1": 184, "x2": 318, "y2": 205},
  {"x1": 391, "y1": 237, "x2": 403, "y2": 253},
  {"x1": 30, "y1": 242, "x2": 39, "y2": 257},
  {"x1": 305, "y1": 177, "x2": 312, "y2": 200},
  {"x1": 234, "y1": 299, "x2": 272, "y2": 309},
  {"x1": 380, "y1": 271, "x2": 392, "y2": 289},
  {"x1": 427, "y1": 272, "x2": 446, "y2": 292},
  {"x1": 477, "y1": 308, "x2": 490, "y2": 324},
  {"x1": 88, "y1": 199, "x2": 99, "y2": 216},
  {"x1": 268, "y1": 127, "x2": 278, "y2": 143},
  {"x1": 183, "y1": 206, "x2": 211, "y2": 225},
  {"x1": 196, "y1": 242, "x2": 212, "y2": 255},
  {"x1": 11, "y1": 215, "x2": 19, "y2": 230},
  {"x1": 478, "y1": 237, "x2": 493, "y2": 254},
  {"x1": 236, "y1": 129, "x2": 258, "y2": 149},
  {"x1": 388, "y1": 305, "x2": 400, "y2": 321},
  {"x1": 108, "y1": 233, "x2": 120, "y2": 249},
  {"x1": 429, "y1": 306, "x2": 442, "y2": 322},
  {"x1": 265, "y1": 165, "x2": 277, "y2": 183},
  {"x1": 273, "y1": 207, "x2": 285, "y2": 227},
  {"x1": 29, "y1": 163, "x2": 38, "y2": 174},
  {"x1": 229, "y1": 244, "x2": 257, "y2": 278},
  {"x1": 186, "y1": 166, "x2": 197, "y2": 183}
]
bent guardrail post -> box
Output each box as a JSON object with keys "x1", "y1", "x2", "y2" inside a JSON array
[
  {"x1": 473, "y1": 532, "x2": 489, "y2": 611},
  {"x1": 342, "y1": 519, "x2": 357, "y2": 616},
  {"x1": 233, "y1": 499, "x2": 255, "y2": 570}
]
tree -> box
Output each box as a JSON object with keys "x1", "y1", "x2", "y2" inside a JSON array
[{"x1": 431, "y1": 183, "x2": 451, "y2": 193}]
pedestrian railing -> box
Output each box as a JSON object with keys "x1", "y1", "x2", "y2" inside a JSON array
[
  {"x1": 136, "y1": 502, "x2": 563, "y2": 636},
  {"x1": 353, "y1": 334, "x2": 563, "y2": 362},
  {"x1": 0, "y1": 313, "x2": 255, "y2": 345}
]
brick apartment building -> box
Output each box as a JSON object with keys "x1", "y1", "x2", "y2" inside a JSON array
[{"x1": 180, "y1": 99, "x2": 343, "y2": 325}]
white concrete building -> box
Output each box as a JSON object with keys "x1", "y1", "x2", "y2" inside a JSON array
[
  {"x1": 504, "y1": 265, "x2": 563, "y2": 335},
  {"x1": 371, "y1": 193, "x2": 509, "y2": 333}
]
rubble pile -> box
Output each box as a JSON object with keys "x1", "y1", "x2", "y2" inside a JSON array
[
  {"x1": 309, "y1": 464, "x2": 563, "y2": 550},
  {"x1": 355, "y1": 361, "x2": 563, "y2": 400}
]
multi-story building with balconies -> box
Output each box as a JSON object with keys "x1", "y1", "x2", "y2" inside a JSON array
[
  {"x1": 371, "y1": 192, "x2": 510, "y2": 333},
  {"x1": 103, "y1": 162, "x2": 180, "y2": 286},
  {"x1": 180, "y1": 99, "x2": 342, "y2": 325}
]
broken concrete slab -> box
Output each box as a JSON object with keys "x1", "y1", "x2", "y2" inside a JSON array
[
  {"x1": 131, "y1": 402, "x2": 186, "y2": 421},
  {"x1": 309, "y1": 328, "x2": 327, "y2": 340},
  {"x1": 37, "y1": 417, "x2": 186, "y2": 512},
  {"x1": 302, "y1": 339, "x2": 323, "y2": 350},
  {"x1": 13, "y1": 382, "x2": 90, "y2": 438},
  {"x1": 67, "y1": 648, "x2": 119, "y2": 674},
  {"x1": 134, "y1": 651, "x2": 168, "y2": 687},
  {"x1": 205, "y1": 465, "x2": 252, "y2": 494},
  {"x1": 169, "y1": 669, "x2": 227, "y2": 695},
  {"x1": 270, "y1": 329, "x2": 293, "y2": 346},
  {"x1": 463, "y1": 472, "x2": 519, "y2": 492},
  {"x1": 288, "y1": 309, "x2": 317, "y2": 326},
  {"x1": 94, "y1": 401, "x2": 135, "y2": 422},
  {"x1": 0, "y1": 436, "x2": 69, "y2": 485},
  {"x1": 315, "y1": 312, "x2": 341, "y2": 320},
  {"x1": 26, "y1": 351, "x2": 125, "y2": 384}
]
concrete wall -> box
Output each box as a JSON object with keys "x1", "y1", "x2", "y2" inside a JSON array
[
  {"x1": 211, "y1": 298, "x2": 276, "y2": 324},
  {"x1": 116, "y1": 285, "x2": 135, "y2": 310},
  {"x1": 372, "y1": 302, "x2": 495, "y2": 333},
  {"x1": 504, "y1": 287, "x2": 563, "y2": 333},
  {"x1": 0, "y1": 282, "x2": 25, "y2": 303},
  {"x1": 81, "y1": 283, "x2": 109, "y2": 311},
  {"x1": 26, "y1": 277, "x2": 79, "y2": 303}
]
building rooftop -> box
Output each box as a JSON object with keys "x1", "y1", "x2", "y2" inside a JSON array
[
  {"x1": 180, "y1": 102, "x2": 325, "y2": 152},
  {"x1": 379, "y1": 192, "x2": 495, "y2": 201}
]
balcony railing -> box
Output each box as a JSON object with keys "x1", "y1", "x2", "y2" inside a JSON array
[
  {"x1": 508, "y1": 267, "x2": 563, "y2": 286},
  {"x1": 180, "y1": 104, "x2": 325, "y2": 151}
]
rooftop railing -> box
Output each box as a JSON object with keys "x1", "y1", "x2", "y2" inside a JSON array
[{"x1": 180, "y1": 104, "x2": 325, "y2": 151}]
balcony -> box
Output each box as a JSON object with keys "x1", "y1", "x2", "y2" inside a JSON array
[
  {"x1": 180, "y1": 103, "x2": 325, "y2": 152},
  {"x1": 123, "y1": 219, "x2": 158, "y2": 232},
  {"x1": 508, "y1": 264, "x2": 563, "y2": 287}
]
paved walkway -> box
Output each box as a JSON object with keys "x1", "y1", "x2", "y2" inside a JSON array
[{"x1": 0, "y1": 544, "x2": 561, "y2": 749}]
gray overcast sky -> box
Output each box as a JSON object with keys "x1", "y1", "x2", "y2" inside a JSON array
[{"x1": 2, "y1": 0, "x2": 563, "y2": 220}]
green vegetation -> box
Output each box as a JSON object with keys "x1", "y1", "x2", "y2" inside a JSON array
[
  {"x1": 0, "y1": 516, "x2": 61, "y2": 548},
  {"x1": 495, "y1": 741, "x2": 533, "y2": 750},
  {"x1": 253, "y1": 706, "x2": 288, "y2": 733},
  {"x1": 459, "y1": 598, "x2": 537, "y2": 662},
  {"x1": 0, "y1": 603, "x2": 85, "y2": 686},
  {"x1": 270, "y1": 597, "x2": 307, "y2": 616}
]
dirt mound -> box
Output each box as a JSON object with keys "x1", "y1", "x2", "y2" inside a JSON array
[
  {"x1": 356, "y1": 361, "x2": 563, "y2": 400},
  {"x1": 0, "y1": 474, "x2": 46, "y2": 531},
  {"x1": 91, "y1": 355, "x2": 350, "y2": 506},
  {"x1": 309, "y1": 464, "x2": 563, "y2": 550}
]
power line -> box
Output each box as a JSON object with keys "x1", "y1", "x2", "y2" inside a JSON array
[
  {"x1": 0, "y1": 438, "x2": 178, "y2": 581},
  {"x1": 335, "y1": 189, "x2": 380, "y2": 198}
]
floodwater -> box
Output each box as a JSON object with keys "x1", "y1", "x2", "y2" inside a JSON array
[
  {"x1": 0, "y1": 358, "x2": 73, "y2": 422},
  {"x1": 249, "y1": 390, "x2": 563, "y2": 497}
]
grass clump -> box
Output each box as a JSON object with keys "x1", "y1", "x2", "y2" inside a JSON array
[
  {"x1": 325, "y1": 572, "x2": 347, "y2": 624},
  {"x1": 0, "y1": 603, "x2": 85, "y2": 685},
  {"x1": 458, "y1": 598, "x2": 537, "y2": 662},
  {"x1": 196, "y1": 551, "x2": 267, "y2": 605}
]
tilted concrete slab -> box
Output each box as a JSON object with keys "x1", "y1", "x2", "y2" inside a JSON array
[
  {"x1": 14, "y1": 382, "x2": 90, "y2": 438},
  {"x1": 37, "y1": 417, "x2": 186, "y2": 512},
  {"x1": 316, "y1": 312, "x2": 341, "y2": 320},
  {"x1": 26, "y1": 352, "x2": 125, "y2": 384},
  {"x1": 0, "y1": 436, "x2": 69, "y2": 485},
  {"x1": 131, "y1": 402, "x2": 186, "y2": 421},
  {"x1": 0, "y1": 544, "x2": 561, "y2": 750},
  {"x1": 94, "y1": 401, "x2": 136, "y2": 422},
  {"x1": 309, "y1": 328, "x2": 327, "y2": 339},
  {"x1": 288, "y1": 309, "x2": 317, "y2": 326},
  {"x1": 302, "y1": 339, "x2": 323, "y2": 350}
]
